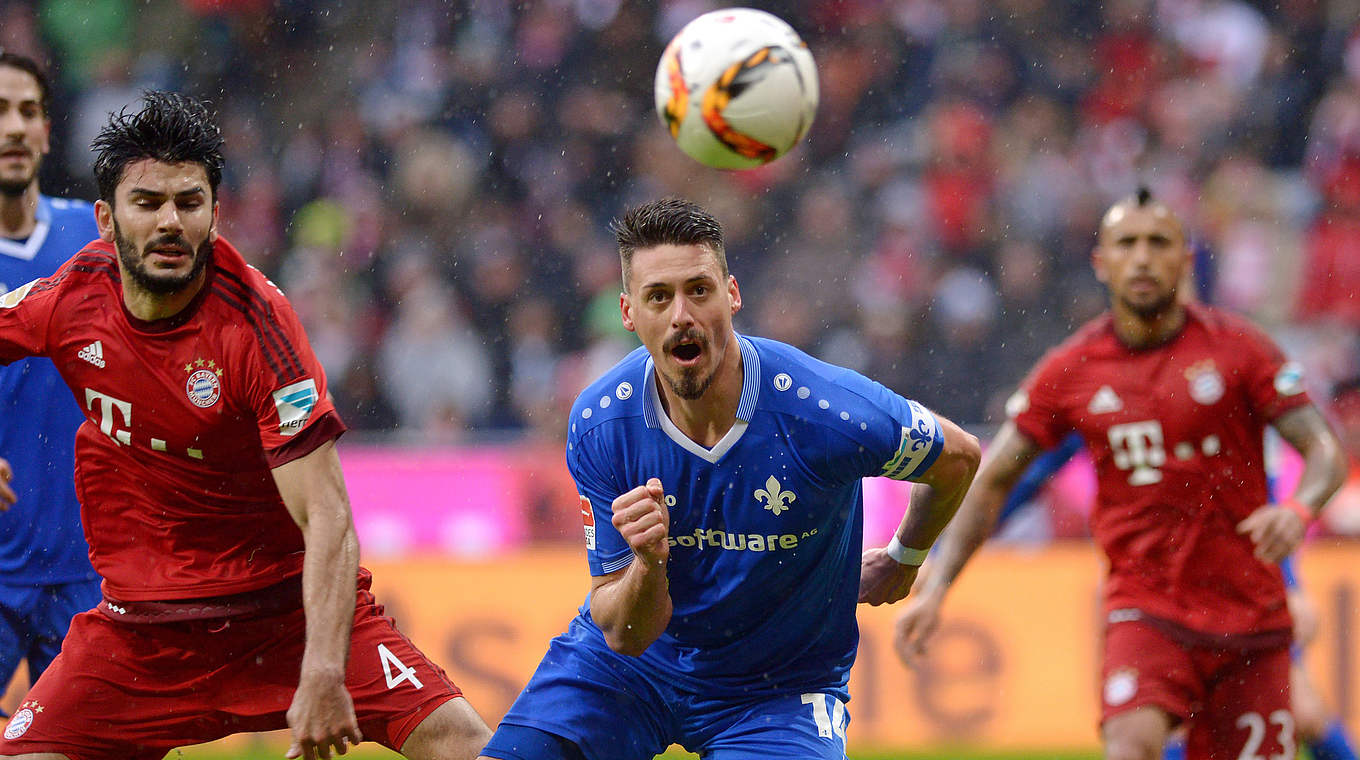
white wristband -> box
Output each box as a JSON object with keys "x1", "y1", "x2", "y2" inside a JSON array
[{"x1": 885, "y1": 537, "x2": 929, "y2": 567}]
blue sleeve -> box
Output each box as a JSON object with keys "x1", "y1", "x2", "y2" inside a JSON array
[
  {"x1": 823, "y1": 366, "x2": 944, "y2": 482},
  {"x1": 565, "y1": 425, "x2": 634, "y2": 577},
  {"x1": 997, "y1": 432, "x2": 1083, "y2": 527}
]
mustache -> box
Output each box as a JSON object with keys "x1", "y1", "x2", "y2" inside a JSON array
[
  {"x1": 0, "y1": 143, "x2": 31, "y2": 157},
  {"x1": 143, "y1": 234, "x2": 193, "y2": 255},
  {"x1": 663, "y1": 328, "x2": 706, "y2": 353}
]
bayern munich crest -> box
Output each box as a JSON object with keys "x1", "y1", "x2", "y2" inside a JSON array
[
  {"x1": 186, "y1": 368, "x2": 222, "y2": 408},
  {"x1": 1184, "y1": 360, "x2": 1225, "y2": 405},
  {"x1": 3, "y1": 706, "x2": 33, "y2": 739}
]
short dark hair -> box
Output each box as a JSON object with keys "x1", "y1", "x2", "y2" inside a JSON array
[
  {"x1": 0, "y1": 51, "x2": 51, "y2": 117},
  {"x1": 92, "y1": 91, "x2": 225, "y2": 205},
  {"x1": 611, "y1": 198, "x2": 727, "y2": 289}
]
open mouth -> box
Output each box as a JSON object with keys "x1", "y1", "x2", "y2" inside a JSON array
[{"x1": 673, "y1": 343, "x2": 702, "y2": 362}]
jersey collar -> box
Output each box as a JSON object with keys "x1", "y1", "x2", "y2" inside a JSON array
[
  {"x1": 642, "y1": 334, "x2": 760, "y2": 463},
  {"x1": 0, "y1": 195, "x2": 51, "y2": 262}
]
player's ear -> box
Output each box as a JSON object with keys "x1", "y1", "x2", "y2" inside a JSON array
[
  {"x1": 728, "y1": 274, "x2": 741, "y2": 315},
  {"x1": 1091, "y1": 246, "x2": 1109, "y2": 284},
  {"x1": 620, "y1": 291, "x2": 637, "y2": 333},
  {"x1": 94, "y1": 200, "x2": 115, "y2": 242},
  {"x1": 209, "y1": 200, "x2": 220, "y2": 243}
]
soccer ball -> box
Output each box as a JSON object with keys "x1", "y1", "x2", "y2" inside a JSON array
[{"x1": 654, "y1": 8, "x2": 819, "y2": 170}]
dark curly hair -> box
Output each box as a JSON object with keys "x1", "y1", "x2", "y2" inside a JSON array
[{"x1": 92, "y1": 91, "x2": 225, "y2": 205}]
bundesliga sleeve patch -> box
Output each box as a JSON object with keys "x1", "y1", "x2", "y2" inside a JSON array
[
  {"x1": 273, "y1": 378, "x2": 319, "y2": 437},
  {"x1": 0, "y1": 279, "x2": 37, "y2": 309},
  {"x1": 882, "y1": 400, "x2": 944, "y2": 481},
  {"x1": 1274, "y1": 362, "x2": 1305, "y2": 396},
  {"x1": 581, "y1": 496, "x2": 596, "y2": 550}
]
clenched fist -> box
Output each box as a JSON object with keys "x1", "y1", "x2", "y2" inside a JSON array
[{"x1": 611, "y1": 477, "x2": 670, "y2": 567}]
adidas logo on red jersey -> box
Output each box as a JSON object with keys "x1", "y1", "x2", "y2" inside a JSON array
[{"x1": 78, "y1": 340, "x2": 105, "y2": 368}]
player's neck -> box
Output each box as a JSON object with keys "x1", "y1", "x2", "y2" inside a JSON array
[
  {"x1": 1111, "y1": 304, "x2": 1187, "y2": 349},
  {"x1": 0, "y1": 183, "x2": 39, "y2": 240},
  {"x1": 120, "y1": 268, "x2": 208, "y2": 322},
  {"x1": 656, "y1": 337, "x2": 744, "y2": 447}
]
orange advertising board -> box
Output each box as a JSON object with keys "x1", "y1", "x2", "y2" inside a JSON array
[
  {"x1": 361, "y1": 542, "x2": 1359, "y2": 753},
  {"x1": 5, "y1": 543, "x2": 1355, "y2": 754}
]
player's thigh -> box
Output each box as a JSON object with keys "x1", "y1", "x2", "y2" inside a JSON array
[
  {"x1": 397, "y1": 697, "x2": 492, "y2": 760},
  {"x1": 1288, "y1": 660, "x2": 1328, "y2": 741},
  {"x1": 488, "y1": 633, "x2": 672, "y2": 760},
  {"x1": 0, "y1": 610, "x2": 207, "y2": 758},
  {"x1": 693, "y1": 692, "x2": 850, "y2": 760},
  {"x1": 1187, "y1": 647, "x2": 1292, "y2": 760},
  {"x1": 1102, "y1": 621, "x2": 1200, "y2": 727},
  {"x1": 1102, "y1": 706, "x2": 1175, "y2": 760},
  {"x1": 343, "y1": 592, "x2": 471, "y2": 752},
  {"x1": 27, "y1": 580, "x2": 101, "y2": 678}
]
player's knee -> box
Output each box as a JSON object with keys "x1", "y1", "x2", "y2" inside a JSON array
[
  {"x1": 1104, "y1": 735, "x2": 1162, "y2": 760},
  {"x1": 400, "y1": 697, "x2": 494, "y2": 760}
]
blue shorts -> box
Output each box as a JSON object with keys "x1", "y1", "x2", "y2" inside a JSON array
[
  {"x1": 0, "y1": 579, "x2": 102, "y2": 688},
  {"x1": 483, "y1": 621, "x2": 850, "y2": 760}
]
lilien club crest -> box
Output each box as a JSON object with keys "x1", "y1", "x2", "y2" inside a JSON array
[{"x1": 185, "y1": 358, "x2": 224, "y2": 408}]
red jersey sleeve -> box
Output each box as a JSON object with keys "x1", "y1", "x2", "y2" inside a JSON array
[
  {"x1": 0, "y1": 276, "x2": 59, "y2": 363},
  {"x1": 1009, "y1": 347, "x2": 1072, "y2": 450},
  {"x1": 1231, "y1": 318, "x2": 1312, "y2": 422},
  {"x1": 233, "y1": 276, "x2": 346, "y2": 468}
]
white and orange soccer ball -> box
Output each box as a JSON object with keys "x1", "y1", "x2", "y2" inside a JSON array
[{"x1": 654, "y1": 8, "x2": 819, "y2": 170}]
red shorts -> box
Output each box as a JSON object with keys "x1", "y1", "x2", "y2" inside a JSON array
[
  {"x1": 0, "y1": 573, "x2": 461, "y2": 760},
  {"x1": 1101, "y1": 618, "x2": 1293, "y2": 760}
]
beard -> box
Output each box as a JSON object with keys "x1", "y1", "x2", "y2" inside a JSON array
[
  {"x1": 1120, "y1": 288, "x2": 1178, "y2": 320},
  {"x1": 114, "y1": 220, "x2": 213, "y2": 295},
  {"x1": 661, "y1": 328, "x2": 718, "y2": 400},
  {"x1": 0, "y1": 163, "x2": 36, "y2": 197}
]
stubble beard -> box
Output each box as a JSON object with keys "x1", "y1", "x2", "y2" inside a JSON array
[
  {"x1": 664, "y1": 364, "x2": 718, "y2": 400},
  {"x1": 0, "y1": 167, "x2": 35, "y2": 197},
  {"x1": 113, "y1": 219, "x2": 214, "y2": 295},
  {"x1": 661, "y1": 328, "x2": 718, "y2": 400},
  {"x1": 1121, "y1": 288, "x2": 1178, "y2": 320}
]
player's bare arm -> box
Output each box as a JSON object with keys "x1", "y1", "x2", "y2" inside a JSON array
[
  {"x1": 0, "y1": 456, "x2": 14, "y2": 509},
  {"x1": 894, "y1": 421, "x2": 1040, "y2": 665},
  {"x1": 273, "y1": 439, "x2": 364, "y2": 760},
  {"x1": 860, "y1": 414, "x2": 980, "y2": 606},
  {"x1": 589, "y1": 478, "x2": 673, "y2": 656},
  {"x1": 1237, "y1": 405, "x2": 1347, "y2": 563}
]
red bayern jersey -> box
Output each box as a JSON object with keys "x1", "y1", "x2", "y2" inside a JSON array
[
  {"x1": 0, "y1": 237, "x2": 345, "y2": 601},
  {"x1": 1010, "y1": 303, "x2": 1311, "y2": 637}
]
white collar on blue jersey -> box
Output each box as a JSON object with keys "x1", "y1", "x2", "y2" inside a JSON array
[
  {"x1": 0, "y1": 195, "x2": 51, "y2": 261},
  {"x1": 642, "y1": 334, "x2": 761, "y2": 463}
]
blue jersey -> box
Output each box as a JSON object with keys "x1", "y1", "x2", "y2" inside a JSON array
[
  {"x1": 0, "y1": 195, "x2": 99, "y2": 584},
  {"x1": 566, "y1": 335, "x2": 944, "y2": 699}
]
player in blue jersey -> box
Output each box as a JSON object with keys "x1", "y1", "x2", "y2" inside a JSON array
[
  {"x1": 0, "y1": 52, "x2": 101, "y2": 714},
  {"x1": 478, "y1": 198, "x2": 981, "y2": 760}
]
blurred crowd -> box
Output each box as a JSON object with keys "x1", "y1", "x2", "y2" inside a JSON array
[{"x1": 5, "y1": 0, "x2": 1360, "y2": 453}]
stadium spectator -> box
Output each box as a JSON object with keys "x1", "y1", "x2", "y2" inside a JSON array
[
  {"x1": 0, "y1": 91, "x2": 491, "y2": 759},
  {"x1": 478, "y1": 198, "x2": 980, "y2": 760},
  {"x1": 894, "y1": 189, "x2": 1348, "y2": 760},
  {"x1": 0, "y1": 51, "x2": 100, "y2": 718}
]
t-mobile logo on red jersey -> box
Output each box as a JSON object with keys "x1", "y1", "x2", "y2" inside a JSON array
[
  {"x1": 85, "y1": 388, "x2": 132, "y2": 446},
  {"x1": 1107, "y1": 420, "x2": 1166, "y2": 486},
  {"x1": 83, "y1": 388, "x2": 206, "y2": 460}
]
